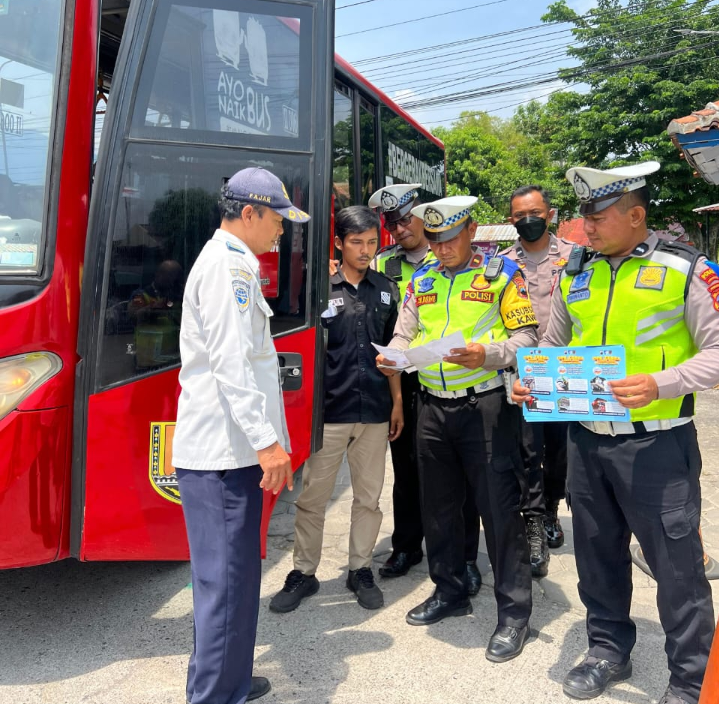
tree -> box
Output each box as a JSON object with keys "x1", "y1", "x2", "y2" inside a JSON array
[
  {"x1": 433, "y1": 111, "x2": 572, "y2": 222},
  {"x1": 537, "y1": 0, "x2": 719, "y2": 251}
]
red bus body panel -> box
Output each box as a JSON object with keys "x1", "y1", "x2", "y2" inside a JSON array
[
  {"x1": 79, "y1": 328, "x2": 316, "y2": 561},
  {"x1": 0, "y1": 0, "x2": 97, "y2": 569},
  {"x1": 0, "y1": 1, "x2": 443, "y2": 569}
]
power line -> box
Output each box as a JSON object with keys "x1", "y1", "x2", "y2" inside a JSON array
[
  {"x1": 362, "y1": 0, "x2": 714, "y2": 82},
  {"x1": 400, "y1": 39, "x2": 719, "y2": 112},
  {"x1": 351, "y1": 22, "x2": 570, "y2": 73},
  {"x1": 377, "y1": 41, "x2": 573, "y2": 93},
  {"x1": 336, "y1": 0, "x2": 383, "y2": 8},
  {"x1": 351, "y1": 22, "x2": 562, "y2": 66},
  {"x1": 336, "y1": 0, "x2": 509, "y2": 39},
  {"x1": 347, "y1": 0, "x2": 718, "y2": 68},
  {"x1": 360, "y1": 28, "x2": 573, "y2": 81},
  {"x1": 379, "y1": 12, "x2": 701, "y2": 97},
  {"x1": 388, "y1": 11, "x2": 719, "y2": 110}
]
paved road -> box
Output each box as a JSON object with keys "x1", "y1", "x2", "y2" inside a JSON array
[{"x1": 2, "y1": 392, "x2": 718, "y2": 704}]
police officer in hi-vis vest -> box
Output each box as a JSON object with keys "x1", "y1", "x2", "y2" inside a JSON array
[
  {"x1": 377, "y1": 195, "x2": 538, "y2": 663},
  {"x1": 367, "y1": 184, "x2": 482, "y2": 596},
  {"x1": 513, "y1": 161, "x2": 717, "y2": 704}
]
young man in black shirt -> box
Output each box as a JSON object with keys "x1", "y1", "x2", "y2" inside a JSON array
[{"x1": 270, "y1": 206, "x2": 402, "y2": 612}]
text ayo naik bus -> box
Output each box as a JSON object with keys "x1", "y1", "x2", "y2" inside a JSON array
[{"x1": 0, "y1": 0, "x2": 444, "y2": 569}]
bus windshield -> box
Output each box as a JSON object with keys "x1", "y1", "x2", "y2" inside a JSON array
[{"x1": 0, "y1": 0, "x2": 62, "y2": 275}]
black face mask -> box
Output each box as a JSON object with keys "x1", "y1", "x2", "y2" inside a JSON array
[{"x1": 514, "y1": 216, "x2": 547, "y2": 243}]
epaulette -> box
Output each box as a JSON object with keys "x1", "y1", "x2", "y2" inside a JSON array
[
  {"x1": 655, "y1": 239, "x2": 704, "y2": 264},
  {"x1": 412, "y1": 258, "x2": 440, "y2": 279},
  {"x1": 375, "y1": 244, "x2": 398, "y2": 258},
  {"x1": 225, "y1": 241, "x2": 246, "y2": 254},
  {"x1": 655, "y1": 240, "x2": 704, "y2": 299}
]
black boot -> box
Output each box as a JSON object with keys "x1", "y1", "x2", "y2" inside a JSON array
[
  {"x1": 543, "y1": 500, "x2": 565, "y2": 549},
  {"x1": 526, "y1": 516, "x2": 549, "y2": 578},
  {"x1": 465, "y1": 560, "x2": 482, "y2": 596}
]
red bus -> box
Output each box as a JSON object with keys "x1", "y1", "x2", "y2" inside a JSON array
[{"x1": 0, "y1": 0, "x2": 444, "y2": 569}]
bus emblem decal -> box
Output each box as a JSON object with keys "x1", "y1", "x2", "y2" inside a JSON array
[{"x1": 149, "y1": 423, "x2": 181, "y2": 505}]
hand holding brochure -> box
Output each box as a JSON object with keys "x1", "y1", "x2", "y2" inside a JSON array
[
  {"x1": 373, "y1": 331, "x2": 467, "y2": 372},
  {"x1": 516, "y1": 346, "x2": 631, "y2": 422}
]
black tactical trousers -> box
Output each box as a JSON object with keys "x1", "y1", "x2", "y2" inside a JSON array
[
  {"x1": 568, "y1": 422, "x2": 714, "y2": 704},
  {"x1": 416, "y1": 386, "x2": 532, "y2": 626},
  {"x1": 520, "y1": 419, "x2": 569, "y2": 517},
  {"x1": 389, "y1": 371, "x2": 480, "y2": 560}
]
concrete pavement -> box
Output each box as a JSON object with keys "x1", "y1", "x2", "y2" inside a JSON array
[{"x1": 1, "y1": 391, "x2": 718, "y2": 704}]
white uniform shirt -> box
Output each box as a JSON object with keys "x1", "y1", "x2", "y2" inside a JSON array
[{"x1": 172, "y1": 229, "x2": 290, "y2": 470}]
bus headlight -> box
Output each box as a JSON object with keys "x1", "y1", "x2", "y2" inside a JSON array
[{"x1": 0, "y1": 353, "x2": 63, "y2": 422}]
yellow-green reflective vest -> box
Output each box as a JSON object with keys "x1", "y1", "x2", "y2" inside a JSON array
[
  {"x1": 410, "y1": 257, "x2": 527, "y2": 391},
  {"x1": 375, "y1": 245, "x2": 436, "y2": 303},
  {"x1": 559, "y1": 242, "x2": 699, "y2": 421}
]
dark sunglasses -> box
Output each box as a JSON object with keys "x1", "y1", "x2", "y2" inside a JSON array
[{"x1": 385, "y1": 214, "x2": 413, "y2": 233}]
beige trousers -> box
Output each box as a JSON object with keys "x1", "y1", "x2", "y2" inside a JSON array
[{"x1": 293, "y1": 422, "x2": 389, "y2": 574}]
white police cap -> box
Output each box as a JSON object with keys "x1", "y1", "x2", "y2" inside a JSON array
[
  {"x1": 368, "y1": 183, "x2": 422, "y2": 222},
  {"x1": 411, "y1": 195, "x2": 477, "y2": 243},
  {"x1": 566, "y1": 161, "x2": 660, "y2": 215}
]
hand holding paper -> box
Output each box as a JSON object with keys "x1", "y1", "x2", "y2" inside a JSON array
[
  {"x1": 443, "y1": 341, "x2": 487, "y2": 369},
  {"x1": 373, "y1": 332, "x2": 467, "y2": 374}
]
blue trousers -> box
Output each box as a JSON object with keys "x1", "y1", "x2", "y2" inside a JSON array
[{"x1": 177, "y1": 466, "x2": 263, "y2": 704}]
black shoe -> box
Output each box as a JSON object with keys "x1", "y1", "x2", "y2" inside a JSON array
[
  {"x1": 406, "y1": 594, "x2": 472, "y2": 625},
  {"x1": 544, "y1": 501, "x2": 565, "y2": 549},
  {"x1": 378, "y1": 550, "x2": 423, "y2": 578},
  {"x1": 187, "y1": 676, "x2": 271, "y2": 704},
  {"x1": 485, "y1": 624, "x2": 530, "y2": 663},
  {"x1": 562, "y1": 656, "x2": 632, "y2": 699},
  {"x1": 526, "y1": 516, "x2": 549, "y2": 578},
  {"x1": 248, "y1": 676, "x2": 271, "y2": 701},
  {"x1": 347, "y1": 567, "x2": 384, "y2": 609},
  {"x1": 465, "y1": 560, "x2": 482, "y2": 596},
  {"x1": 658, "y1": 686, "x2": 691, "y2": 704},
  {"x1": 269, "y1": 570, "x2": 319, "y2": 613}
]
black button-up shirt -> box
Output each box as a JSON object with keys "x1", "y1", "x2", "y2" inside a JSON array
[{"x1": 322, "y1": 268, "x2": 399, "y2": 424}]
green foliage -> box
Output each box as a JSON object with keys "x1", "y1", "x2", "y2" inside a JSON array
[
  {"x1": 445, "y1": 182, "x2": 504, "y2": 224},
  {"x1": 536, "y1": 0, "x2": 719, "y2": 242},
  {"x1": 434, "y1": 0, "x2": 719, "y2": 247},
  {"x1": 434, "y1": 111, "x2": 573, "y2": 222}
]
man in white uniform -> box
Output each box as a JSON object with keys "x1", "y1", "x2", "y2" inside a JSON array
[{"x1": 172, "y1": 167, "x2": 309, "y2": 704}]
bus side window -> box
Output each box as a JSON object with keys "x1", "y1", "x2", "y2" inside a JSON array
[{"x1": 332, "y1": 83, "x2": 354, "y2": 212}]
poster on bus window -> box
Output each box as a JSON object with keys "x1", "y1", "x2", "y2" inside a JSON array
[{"x1": 516, "y1": 346, "x2": 630, "y2": 423}]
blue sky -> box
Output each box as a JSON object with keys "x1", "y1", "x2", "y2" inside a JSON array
[{"x1": 334, "y1": 0, "x2": 596, "y2": 129}]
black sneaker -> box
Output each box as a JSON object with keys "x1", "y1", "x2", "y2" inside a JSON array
[
  {"x1": 346, "y1": 567, "x2": 384, "y2": 610},
  {"x1": 269, "y1": 570, "x2": 319, "y2": 613},
  {"x1": 543, "y1": 501, "x2": 565, "y2": 549},
  {"x1": 526, "y1": 516, "x2": 549, "y2": 578}
]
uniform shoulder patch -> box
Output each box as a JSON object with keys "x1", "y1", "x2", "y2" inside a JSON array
[
  {"x1": 230, "y1": 267, "x2": 253, "y2": 282},
  {"x1": 232, "y1": 279, "x2": 251, "y2": 312},
  {"x1": 500, "y1": 255, "x2": 520, "y2": 278},
  {"x1": 511, "y1": 270, "x2": 528, "y2": 299},
  {"x1": 225, "y1": 241, "x2": 246, "y2": 254}
]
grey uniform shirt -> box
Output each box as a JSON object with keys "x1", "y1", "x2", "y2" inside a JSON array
[
  {"x1": 500, "y1": 234, "x2": 575, "y2": 339},
  {"x1": 541, "y1": 232, "x2": 719, "y2": 400}
]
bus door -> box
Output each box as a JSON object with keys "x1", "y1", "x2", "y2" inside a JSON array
[{"x1": 72, "y1": 0, "x2": 333, "y2": 560}]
